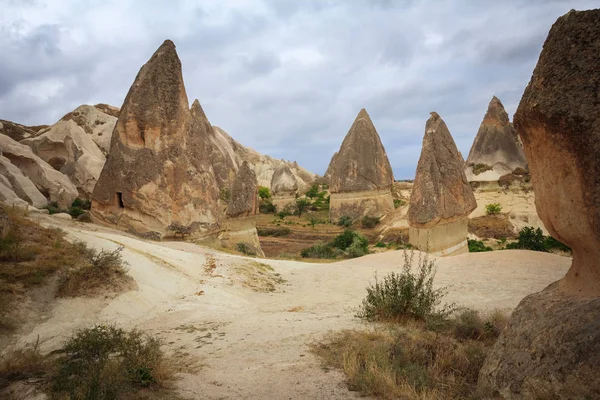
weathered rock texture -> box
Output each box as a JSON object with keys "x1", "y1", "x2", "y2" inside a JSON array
[
  {"x1": 21, "y1": 106, "x2": 112, "y2": 198},
  {"x1": 270, "y1": 161, "x2": 298, "y2": 209},
  {"x1": 327, "y1": 108, "x2": 394, "y2": 221},
  {"x1": 0, "y1": 120, "x2": 46, "y2": 142},
  {"x1": 479, "y1": 9, "x2": 600, "y2": 398},
  {"x1": 0, "y1": 134, "x2": 77, "y2": 209},
  {"x1": 408, "y1": 112, "x2": 476, "y2": 255},
  {"x1": 58, "y1": 105, "x2": 118, "y2": 154},
  {"x1": 211, "y1": 126, "x2": 316, "y2": 191},
  {"x1": 91, "y1": 40, "x2": 221, "y2": 238},
  {"x1": 220, "y1": 162, "x2": 264, "y2": 256},
  {"x1": 465, "y1": 96, "x2": 527, "y2": 183}
]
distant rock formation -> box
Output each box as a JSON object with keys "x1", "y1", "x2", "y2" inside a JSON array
[
  {"x1": 0, "y1": 134, "x2": 78, "y2": 209},
  {"x1": 0, "y1": 120, "x2": 46, "y2": 142},
  {"x1": 479, "y1": 9, "x2": 600, "y2": 398},
  {"x1": 21, "y1": 105, "x2": 114, "y2": 198},
  {"x1": 326, "y1": 108, "x2": 395, "y2": 221},
  {"x1": 465, "y1": 96, "x2": 528, "y2": 185},
  {"x1": 211, "y1": 126, "x2": 317, "y2": 192},
  {"x1": 91, "y1": 40, "x2": 221, "y2": 239},
  {"x1": 408, "y1": 112, "x2": 476, "y2": 256},
  {"x1": 220, "y1": 161, "x2": 264, "y2": 256},
  {"x1": 270, "y1": 161, "x2": 299, "y2": 209}
]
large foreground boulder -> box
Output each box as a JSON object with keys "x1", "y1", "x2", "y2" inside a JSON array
[
  {"x1": 219, "y1": 161, "x2": 264, "y2": 256},
  {"x1": 0, "y1": 134, "x2": 77, "y2": 209},
  {"x1": 91, "y1": 40, "x2": 222, "y2": 238},
  {"x1": 479, "y1": 9, "x2": 600, "y2": 398},
  {"x1": 465, "y1": 96, "x2": 527, "y2": 184},
  {"x1": 408, "y1": 112, "x2": 476, "y2": 256},
  {"x1": 327, "y1": 108, "x2": 394, "y2": 221}
]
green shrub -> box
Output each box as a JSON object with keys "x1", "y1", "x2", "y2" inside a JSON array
[
  {"x1": 356, "y1": 251, "x2": 455, "y2": 322},
  {"x1": 361, "y1": 216, "x2": 380, "y2": 229},
  {"x1": 375, "y1": 241, "x2": 386, "y2": 248},
  {"x1": 295, "y1": 198, "x2": 310, "y2": 217},
  {"x1": 347, "y1": 236, "x2": 369, "y2": 258},
  {"x1": 257, "y1": 227, "x2": 291, "y2": 237},
  {"x1": 393, "y1": 199, "x2": 406, "y2": 208},
  {"x1": 52, "y1": 325, "x2": 168, "y2": 399},
  {"x1": 505, "y1": 227, "x2": 546, "y2": 252},
  {"x1": 44, "y1": 201, "x2": 63, "y2": 215},
  {"x1": 336, "y1": 216, "x2": 353, "y2": 228},
  {"x1": 71, "y1": 198, "x2": 91, "y2": 210},
  {"x1": 485, "y1": 203, "x2": 502, "y2": 215},
  {"x1": 300, "y1": 243, "x2": 337, "y2": 259},
  {"x1": 331, "y1": 229, "x2": 359, "y2": 250},
  {"x1": 258, "y1": 186, "x2": 271, "y2": 200},
  {"x1": 544, "y1": 235, "x2": 571, "y2": 253},
  {"x1": 220, "y1": 188, "x2": 231, "y2": 202},
  {"x1": 472, "y1": 163, "x2": 492, "y2": 175},
  {"x1": 259, "y1": 201, "x2": 276, "y2": 214},
  {"x1": 305, "y1": 184, "x2": 319, "y2": 198},
  {"x1": 468, "y1": 239, "x2": 493, "y2": 253},
  {"x1": 236, "y1": 242, "x2": 256, "y2": 256}
]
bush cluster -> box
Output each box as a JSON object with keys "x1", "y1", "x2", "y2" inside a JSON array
[
  {"x1": 336, "y1": 215, "x2": 353, "y2": 228},
  {"x1": 485, "y1": 203, "x2": 502, "y2": 215},
  {"x1": 361, "y1": 216, "x2": 380, "y2": 229},
  {"x1": 44, "y1": 198, "x2": 92, "y2": 219},
  {"x1": 301, "y1": 229, "x2": 369, "y2": 259},
  {"x1": 505, "y1": 226, "x2": 571, "y2": 253},
  {"x1": 468, "y1": 239, "x2": 493, "y2": 253}
]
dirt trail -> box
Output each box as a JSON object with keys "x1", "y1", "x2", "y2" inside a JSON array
[{"x1": 12, "y1": 215, "x2": 571, "y2": 399}]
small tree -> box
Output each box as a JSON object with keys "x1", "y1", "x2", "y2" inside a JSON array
[
  {"x1": 309, "y1": 216, "x2": 318, "y2": 230},
  {"x1": 258, "y1": 186, "x2": 271, "y2": 200},
  {"x1": 295, "y1": 198, "x2": 310, "y2": 217},
  {"x1": 305, "y1": 184, "x2": 320, "y2": 198},
  {"x1": 485, "y1": 203, "x2": 502, "y2": 215},
  {"x1": 337, "y1": 216, "x2": 353, "y2": 228}
]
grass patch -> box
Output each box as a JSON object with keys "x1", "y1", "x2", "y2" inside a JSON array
[
  {"x1": 468, "y1": 214, "x2": 516, "y2": 240},
  {"x1": 57, "y1": 244, "x2": 135, "y2": 297},
  {"x1": 257, "y1": 227, "x2": 291, "y2": 237},
  {"x1": 0, "y1": 337, "x2": 48, "y2": 390},
  {"x1": 232, "y1": 261, "x2": 286, "y2": 292}
]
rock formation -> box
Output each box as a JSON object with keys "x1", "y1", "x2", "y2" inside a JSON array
[
  {"x1": 21, "y1": 106, "x2": 112, "y2": 198},
  {"x1": 91, "y1": 40, "x2": 221, "y2": 239},
  {"x1": 211, "y1": 126, "x2": 317, "y2": 191},
  {"x1": 219, "y1": 161, "x2": 264, "y2": 256},
  {"x1": 270, "y1": 161, "x2": 298, "y2": 209},
  {"x1": 327, "y1": 108, "x2": 395, "y2": 221},
  {"x1": 408, "y1": 112, "x2": 476, "y2": 256},
  {"x1": 479, "y1": 9, "x2": 600, "y2": 398},
  {"x1": 0, "y1": 134, "x2": 78, "y2": 209},
  {"x1": 465, "y1": 96, "x2": 528, "y2": 186},
  {"x1": 0, "y1": 120, "x2": 46, "y2": 142}
]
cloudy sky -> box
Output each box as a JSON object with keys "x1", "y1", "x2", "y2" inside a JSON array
[{"x1": 0, "y1": 0, "x2": 595, "y2": 178}]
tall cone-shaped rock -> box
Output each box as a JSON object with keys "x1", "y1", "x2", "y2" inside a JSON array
[
  {"x1": 91, "y1": 40, "x2": 221, "y2": 238},
  {"x1": 408, "y1": 112, "x2": 476, "y2": 255},
  {"x1": 479, "y1": 9, "x2": 600, "y2": 398},
  {"x1": 327, "y1": 109, "x2": 394, "y2": 221},
  {"x1": 270, "y1": 161, "x2": 298, "y2": 209},
  {"x1": 465, "y1": 96, "x2": 528, "y2": 183},
  {"x1": 220, "y1": 161, "x2": 264, "y2": 256}
]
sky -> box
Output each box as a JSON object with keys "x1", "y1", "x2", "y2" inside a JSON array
[{"x1": 0, "y1": 0, "x2": 596, "y2": 179}]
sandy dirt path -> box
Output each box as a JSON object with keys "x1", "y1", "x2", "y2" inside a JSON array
[{"x1": 14, "y1": 216, "x2": 571, "y2": 399}]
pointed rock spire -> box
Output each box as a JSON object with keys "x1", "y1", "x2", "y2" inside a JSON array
[
  {"x1": 466, "y1": 96, "x2": 527, "y2": 172},
  {"x1": 327, "y1": 108, "x2": 394, "y2": 193},
  {"x1": 91, "y1": 39, "x2": 221, "y2": 238},
  {"x1": 271, "y1": 161, "x2": 298, "y2": 196},
  {"x1": 409, "y1": 112, "x2": 476, "y2": 227}
]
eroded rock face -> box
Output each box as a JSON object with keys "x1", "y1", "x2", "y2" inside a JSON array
[
  {"x1": 465, "y1": 96, "x2": 527, "y2": 183},
  {"x1": 327, "y1": 109, "x2": 394, "y2": 221},
  {"x1": 0, "y1": 134, "x2": 77, "y2": 209},
  {"x1": 479, "y1": 9, "x2": 600, "y2": 398},
  {"x1": 22, "y1": 106, "x2": 111, "y2": 198},
  {"x1": 408, "y1": 112, "x2": 476, "y2": 255},
  {"x1": 220, "y1": 161, "x2": 263, "y2": 256},
  {"x1": 91, "y1": 40, "x2": 221, "y2": 238},
  {"x1": 270, "y1": 161, "x2": 298, "y2": 209},
  {"x1": 226, "y1": 162, "x2": 259, "y2": 218},
  {"x1": 0, "y1": 120, "x2": 45, "y2": 142}
]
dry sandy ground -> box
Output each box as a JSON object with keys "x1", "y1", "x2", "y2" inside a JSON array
[{"x1": 7, "y1": 215, "x2": 571, "y2": 399}]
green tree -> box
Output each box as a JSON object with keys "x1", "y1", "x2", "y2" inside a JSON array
[
  {"x1": 485, "y1": 203, "x2": 502, "y2": 215},
  {"x1": 258, "y1": 186, "x2": 271, "y2": 200},
  {"x1": 305, "y1": 184, "x2": 319, "y2": 198},
  {"x1": 295, "y1": 198, "x2": 310, "y2": 217}
]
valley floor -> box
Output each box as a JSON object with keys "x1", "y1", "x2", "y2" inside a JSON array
[{"x1": 5, "y1": 215, "x2": 571, "y2": 399}]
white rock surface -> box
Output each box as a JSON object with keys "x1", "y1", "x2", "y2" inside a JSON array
[{"x1": 0, "y1": 134, "x2": 78, "y2": 209}]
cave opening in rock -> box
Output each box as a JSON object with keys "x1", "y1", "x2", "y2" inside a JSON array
[{"x1": 116, "y1": 192, "x2": 124, "y2": 208}]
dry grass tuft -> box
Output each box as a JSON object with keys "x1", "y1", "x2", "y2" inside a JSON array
[
  {"x1": 468, "y1": 214, "x2": 516, "y2": 240},
  {"x1": 232, "y1": 261, "x2": 286, "y2": 292},
  {"x1": 0, "y1": 337, "x2": 48, "y2": 391}
]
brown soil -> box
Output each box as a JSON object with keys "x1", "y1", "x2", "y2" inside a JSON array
[{"x1": 468, "y1": 214, "x2": 516, "y2": 239}]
